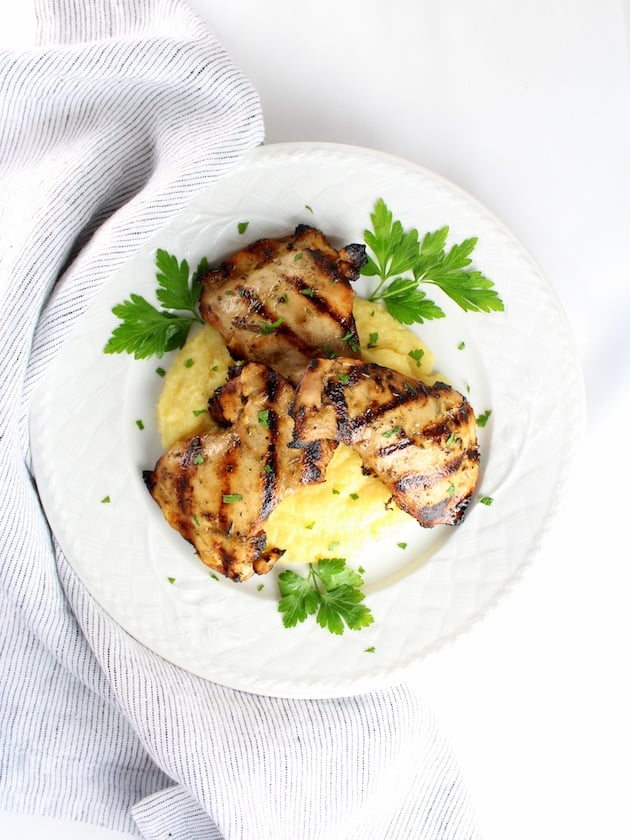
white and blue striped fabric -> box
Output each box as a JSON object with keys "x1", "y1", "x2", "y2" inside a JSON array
[{"x1": 0, "y1": 2, "x2": 481, "y2": 837}]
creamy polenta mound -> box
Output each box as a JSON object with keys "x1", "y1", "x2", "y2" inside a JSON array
[{"x1": 156, "y1": 298, "x2": 442, "y2": 563}]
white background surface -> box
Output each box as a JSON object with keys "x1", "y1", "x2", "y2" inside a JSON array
[{"x1": 2, "y1": 1, "x2": 629, "y2": 839}]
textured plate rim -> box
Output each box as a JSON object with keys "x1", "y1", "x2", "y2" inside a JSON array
[{"x1": 29, "y1": 142, "x2": 586, "y2": 698}]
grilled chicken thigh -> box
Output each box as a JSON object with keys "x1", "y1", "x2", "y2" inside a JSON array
[
  {"x1": 147, "y1": 227, "x2": 481, "y2": 579},
  {"x1": 292, "y1": 358, "x2": 480, "y2": 527},
  {"x1": 144, "y1": 363, "x2": 334, "y2": 581},
  {"x1": 198, "y1": 225, "x2": 367, "y2": 384}
]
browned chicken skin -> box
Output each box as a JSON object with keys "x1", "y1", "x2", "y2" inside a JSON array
[
  {"x1": 291, "y1": 358, "x2": 480, "y2": 527},
  {"x1": 144, "y1": 363, "x2": 334, "y2": 581},
  {"x1": 197, "y1": 225, "x2": 367, "y2": 384},
  {"x1": 146, "y1": 228, "x2": 482, "y2": 580}
]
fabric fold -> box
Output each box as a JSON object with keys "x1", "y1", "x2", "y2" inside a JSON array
[
  {"x1": 0, "y1": 1, "x2": 481, "y2": 838},
  {"x1": 132, "y1": 786, "x2": 223, "y2": 840}
]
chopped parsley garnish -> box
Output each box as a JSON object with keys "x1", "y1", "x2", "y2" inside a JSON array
[
  {"x1": 103, "y1": 204, "x2": 503, "y2": 646},
  {"x1": 382, "y1": 426, "x2": 402, "y2": 438},
  {"x1": 259, "y1": 318, "x2": 284, "y2": 334},
  {"x1": 341, "y1": 331, "x2": 360, "y2": 352},
  {"x1": 278, "y1": 558, "x2": 374, "y2": 635},
  {"x1": 100, "y1": 495, "x2": 111, "y2": 504},
  {"x1": 222, "y1": 493, "x2": 243, "y2": 503},
  {"x1": 476, "y1": 409, "x2": 492, "y2": 427},
  {"x1": 408, "y1": 348, "x2": 424, "y2": 367}
]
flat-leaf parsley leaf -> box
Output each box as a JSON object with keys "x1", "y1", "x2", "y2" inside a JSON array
[
  {"x1": 476, "y1": 409, "x2": 492, "y2": 427},
  {"x1": 278, "y1": 558, "x2": 374, "y2": 635},
  {"x1": 363, "y1": 198, "x2": 504, "y2": 325},
  {"x1": 104, "y1": 250, "x2": 205, "y2": 359},
  {"x1": 155, "y1": 248, "x2": 200, "y2": 312}
]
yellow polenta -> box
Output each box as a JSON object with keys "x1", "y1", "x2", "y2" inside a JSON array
[
  {"x1": 157, "y1": 325, "x2": 232, "y2": 449},
  {"x1": 156, "y1": 298, "x2": 438, "y2": 562}
]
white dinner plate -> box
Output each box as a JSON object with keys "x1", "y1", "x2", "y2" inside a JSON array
[{"x1": 30, "y1": 142, "x2": 584, "y2": 698}]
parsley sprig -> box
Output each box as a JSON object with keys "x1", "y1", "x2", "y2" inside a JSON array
[
  {"x1": 104, "y1": 249, "x2": 206, "y2": 359},
  {"x1": 278, "y1": 558, "x2": 374, "y2": 635},
  {"x1": 363, "y1": 198, "x2": 504, "y2": 324}
]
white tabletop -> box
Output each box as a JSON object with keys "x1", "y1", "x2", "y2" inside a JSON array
[{"x1": 3, "y1": 1, "x2": 629, "y2": 838}]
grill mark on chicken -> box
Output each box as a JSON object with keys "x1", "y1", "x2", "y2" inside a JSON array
[
  {"x1": 297, "y1": 438, "x2": 333, "y2": 484},
  {"x1": 284, "y1": 269, "x2": 354, "y2": 328},
  {"x1": 291, "y1": 357, "x2": 480, "y2": 528},
  {"x1": 259, "y1": 404, "x2": 279, "y2": 522},
  {"x1": 394, "y1": 448, "x2": 469, "y2": 491},
  {"x1": 147, "y1": 226, "x2": 483, "y2": 578},
  {"x1": 144, "y1": 363, "x2": 334, "y2": 581},
  {"x1": 212, "y1": 363, "x2": 333, "y2": 486},
  {"x1": 378, "y1": 437, "x2": 415, "y2": 459},
  {"x1": 197, "y1": 225, "x2": 367, "y2": 384}
]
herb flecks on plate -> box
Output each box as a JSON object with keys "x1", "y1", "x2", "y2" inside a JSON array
[
  {"x1": 363, "y1": 198, "x2": 504, "y2": 325},
  {"x1": 103, "y1": 203, "x2": 502, "y2": 636}
]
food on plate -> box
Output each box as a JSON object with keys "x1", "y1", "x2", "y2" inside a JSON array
[
  {"x1": 97, "y1": 186, "x2": 506, "y2": 644},
  {"x1": 144, "y1": 222, "x2": 480, "y2": 582},
  {"x1": 197, "y1": 225, "x2": 367, "y2": 384},
  {"x1": 103, "y1": 198, "x2": 504, "y2": 365},
  {"x1": 292, "y1": 358, "x2": 479, "y2": 527},
  {"x1": 144, "y1": 362, "x2": 335, "y2": 582},
  {"x1": 353, "y1": 298, "x2": 440, "y2": 382},
  {"x1": 157, "y1": 324, "x2": 232, "y2": 449},
  {"x1": 265, "y1": 443, "x2": 409, "y2": 565},
  {"x1": 153, "y1": 297, "x2": 438, "y2": 566},
  {"x1": 157, "y1": 297, "x2": 439, "y2": 450},
  {"x1": 101, "y1": 198, "x2": 502, "y2": 638}
]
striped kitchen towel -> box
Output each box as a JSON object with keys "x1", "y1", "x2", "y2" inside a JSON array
[{"x1": 0, "y1": 1, "x2": 481, "y2": 838}]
